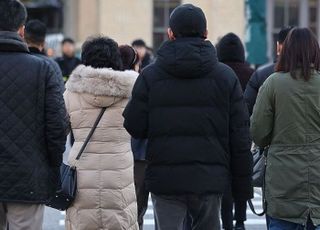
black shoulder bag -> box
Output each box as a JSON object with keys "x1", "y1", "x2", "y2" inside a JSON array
[
  {"x1": 46, "y1": 107, "x2": 107, "y2": 211},
  {"x1": 248, "y1": 146, "x2": 268, "y2": 216}
]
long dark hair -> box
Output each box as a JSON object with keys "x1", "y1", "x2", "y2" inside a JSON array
[{"x1": 276, "y1": 28, "x2": 320, "y2": 81}]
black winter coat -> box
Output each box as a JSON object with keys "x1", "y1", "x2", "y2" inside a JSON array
[
  {"x1": 223, "y1": 62, "x2": 254, "y2": 92},
  {"x1": 29, "y1": 47, "x2": 64, "y2": 86},
  {"x1": 123, "y1": 38, "x2": 253, "y2": 200},
  {"x1": 0, "y1": 32, "x2": 68, "y2": 204},
  {"x1": 244, "y1": 63, "x2": 275, "y2": 115},
  {"x1": 55, "y1": 55, "x2": 81, "y2": 81}
]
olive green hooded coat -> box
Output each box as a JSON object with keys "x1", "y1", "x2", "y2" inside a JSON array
[{"x1": 251, "y1": 72, "x2": 320, "y2": 225}]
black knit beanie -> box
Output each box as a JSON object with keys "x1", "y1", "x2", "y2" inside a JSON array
[
  {"x1": 216, "y1": 33, "x2": 245, "y2": 63},
  {"x1": 169, "y1": 4, "x2": 207, "y2": 38}
]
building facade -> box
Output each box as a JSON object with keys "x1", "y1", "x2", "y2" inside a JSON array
[
  {"x1": 63, "y1": 0, "x2": 246, "y2": 51},
  {"x1": 21, "y1": 0, "x2": 320, "y2": 64},
  {"x1": 266, "y1": 0, "x2": 320, "y2": 60}
]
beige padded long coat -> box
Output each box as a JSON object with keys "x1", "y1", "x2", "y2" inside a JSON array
[{"x1": 64, "y1": 65, "x2": 139, "y2": 230}]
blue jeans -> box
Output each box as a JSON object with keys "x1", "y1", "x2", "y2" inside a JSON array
[{"x1": 269, "y1": 217, "x2": 320, "y2": 230}]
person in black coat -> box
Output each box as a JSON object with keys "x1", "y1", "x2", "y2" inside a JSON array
[
  {"x1": 123, "y1": 4, "x2": 253, "y2": 229},
  {"x1": 216, "y1": 33, "x2": 254, "y2": 230},
  {"x1": 55, "y1": 37, "x2": 81, "y2": 83},
  {"x1": 120, "y1": 45, "x2": 150, "y2": 230},
  {"x1": 244, "y1": 27, "x2": 292, "y2": 115},
  {"x1": 0, "y1": 1, "x2": 68, "y2": 229},
  {"x1": 25, "y1": 19, "x2": 64, "y2": 88},
  {"x1": 217, "y1": 33, "x2": 254, "y2": 91}
]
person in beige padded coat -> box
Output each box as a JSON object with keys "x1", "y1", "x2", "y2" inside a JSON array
[{"x1": 63, "y1": 36, "x2": 139, "y2": 230}]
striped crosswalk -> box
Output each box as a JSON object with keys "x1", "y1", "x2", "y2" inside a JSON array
[{"x1": 45, "y1": 191, "x2": 266, "y2": 230}]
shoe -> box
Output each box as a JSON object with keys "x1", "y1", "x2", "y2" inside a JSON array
[{"x1": 234, "y1": 223, "x2": 245, "y2": 230}]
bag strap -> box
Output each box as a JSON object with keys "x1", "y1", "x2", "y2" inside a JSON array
[
  {"x1": 248, "y1": 149, "x2": 268, "y2": 216},
  {"x1": 75, "y1": 107, "x2": 107, "y2": 160}
]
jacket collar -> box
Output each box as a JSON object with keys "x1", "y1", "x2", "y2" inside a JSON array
[
  {"x1": 66, "y1": 65, "x2": 138, "y2": 98},
  {"x1": 28, "y1": 46, "x2": 45, "y2": 55},
  {"x1": 0, "y1": 31, "x2": 29, "y2": 53}
]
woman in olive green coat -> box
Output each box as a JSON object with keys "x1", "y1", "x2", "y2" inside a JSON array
[{"x1": 251, "y1": 28, "x2": 320, "y2": 229}]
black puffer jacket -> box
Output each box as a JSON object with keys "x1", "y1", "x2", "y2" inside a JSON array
[
  {"x1": 123, "y1": 38, "x2": 253, "y2": 200},
  {"x1": 0, "y1": 32, "x2": 68, "y2": 204}
]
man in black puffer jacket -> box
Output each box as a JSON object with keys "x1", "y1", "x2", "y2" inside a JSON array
[
  {"x1": 0, "y1": 1, "x2": 67, "y2": 229},
  {"x1": 123, "y1": 4, "x2": 253, "y2": 230}
]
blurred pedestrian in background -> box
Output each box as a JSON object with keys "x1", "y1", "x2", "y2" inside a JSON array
[
  {"x1": 251, "y1": 28, "x2": 320, "y2": 230},
  {"x1": 132, "y1": 39, "x2": 153, "y2": 69},
  {"x1": 120, "y1": 44, "x2": 150, "y2": 230},
  {"x1": 55, "y1": 38, "x2": 81, "y2": 83},
  {"x1": 0, "y1": 1, "x2": 67, "y2": 229},
  {"x1": 120, "y1": 45, "x2": 140, "y2": 72},
  {"x1": 216, "y1": 32, "x2": 254, "y2": 230},
  {"x1": 25, "y1": 19, "x2": 64, "y2": 86},
  {"x1": 244, "y1": 27, "x2": 293, "y2": 115},
  {"x1": 124, "y1": 4, "x2": 253, "y2": 230},
  {"x1": 217, "y1": 33, "x2": 254, "y2": 92},
  {"x1": 64, "y1": 36, "x2": 138, "y2": 230}
]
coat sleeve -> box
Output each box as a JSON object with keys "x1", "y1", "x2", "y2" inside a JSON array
[
  {"x1": 244, "y1": 71, "x2": 260, "y2": 116},
  {"x1": 250, "y1": 77, "x2": 274, "y2": 148},
  {"x1": 45, "y1": 64, "x2": 68, "y2": 167},
  {"x1": 229, "y1": 77, "x2": 253, "y2": 201},
  {"x1": 123, "y1": 72, "x2": 149, "y2": 139}
]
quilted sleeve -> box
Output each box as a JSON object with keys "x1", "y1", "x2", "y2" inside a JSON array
[{"x1": 45, "y1": 64, "x2": 68, "y2": 167}]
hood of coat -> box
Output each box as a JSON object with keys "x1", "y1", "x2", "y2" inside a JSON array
[
  {"x1": 156, "y1": 37, "x2": 218, "y2": 79},
  {"x1": 66, "y1": 65, "x2": 138, "y2": 107}
]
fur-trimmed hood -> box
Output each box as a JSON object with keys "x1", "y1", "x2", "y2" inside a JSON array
[{"x1": 66, "y1": 65, "x2": 138, "y2": 98}]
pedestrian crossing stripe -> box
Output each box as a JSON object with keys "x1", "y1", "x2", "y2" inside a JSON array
[
  {"x1": 58, "y1": 192, "x2": 265, "y2": 227},
  {"x1": 143, "y1": 219, "x2": 266, "y2": 226}
]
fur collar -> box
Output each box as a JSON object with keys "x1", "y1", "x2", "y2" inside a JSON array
[{"x1": 66, "y1": 65, "x2": 138, "y2": 98}]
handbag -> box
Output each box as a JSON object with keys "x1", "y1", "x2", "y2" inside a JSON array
[
  {"x1": 46, "y1": 107, "x2": 107, "y2": 211},
  {"x1": 248, "y1": 146, "x2": 268, "y2": 216}
]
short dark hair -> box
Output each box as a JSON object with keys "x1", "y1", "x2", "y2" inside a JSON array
[
  {"x1": 0, "y1": 0, "x2": 27, "y2": 32},
  {"x1": 132, "y1": 39, "x2": 146, "y2": 48},
  {"x1": 276, "y1": 28, "x2": 320, "y2": 81},
  {"x1": 119, "y1": 45, "x2": 139, "y2": 71},
  {"x1": 81, "y1": 36, "x2": 123, "y2": 70},
  {"x1": 278, "y1": 27, "x2": 294, "y2": 44},
  {"x1": 62, "y1": 38, "x2": 75, "y2": 45},
  {"x1": 25, "y1": 19, "x2": 47, "y2": 45}
]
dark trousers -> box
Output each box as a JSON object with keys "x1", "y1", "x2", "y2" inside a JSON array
[
  {"x1": 134, "y1": 161, "x2": 150, "y2": 230},
  {"x1": 152, "y1": 193, "x2": 221, "y2": 230},
  {"x1": 221, "y1": 183, "x2": 247, "y2": 229}
]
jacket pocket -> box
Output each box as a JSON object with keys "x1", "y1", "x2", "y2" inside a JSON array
[{"x1": 265, "y1": 146, "x2": 308, "y2": 199}]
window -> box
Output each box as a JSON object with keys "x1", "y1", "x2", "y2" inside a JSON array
[
  {"x1": 153, "y1": 0, "x2": 180, "y2": 51},
  {"x1": 21, "y1": 0, "x2": 63, "y2": 34},
  {"x1": 273, "y1": 0, "x2": 299, "y2": 54},
  {"x1": 268, "y1": 0, "x2": 320, "y2": 60},
  {"x1": 310, "y1": 0, "x2": 318, "y2": 35}
]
